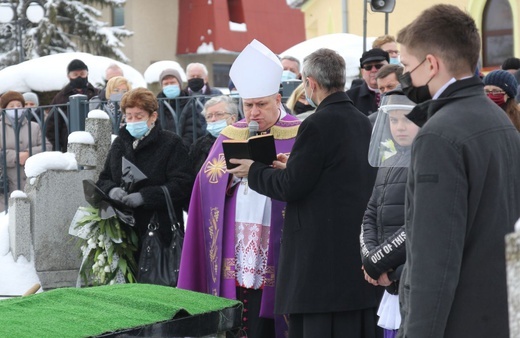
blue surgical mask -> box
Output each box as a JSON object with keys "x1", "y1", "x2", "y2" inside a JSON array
[
  {"x1": 6, "y1": 109, "x2": 23, "y2": 120},
  {"x1": 281, "y1": 70, "x2": 297, "y2": 81},
  {"x1": 389, "y1": 57, "x2": 401, "y2": 65},
  {"x1": 109, "y1": 93, "x2": 124, "y2": 102},
  {"x1": 229, "y1": 91, "x2": 240, "y2": 98},
  {"x1": 304, "y1": 82, "x2": 317, "y2": 108},
  {"x1": 163, "y1": 84, "x2": 181, "y2": 99},
  {"x1": 206, "y1": 119, "x2": 228, "y2": 137},
  {"x1": 126, "y1": 120, "x2": 149, "y2": 139}
]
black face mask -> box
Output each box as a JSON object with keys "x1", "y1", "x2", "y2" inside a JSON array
[
  {"x1": 398, "y1": 58, "x2": 433, "y2": 104},
  {"x1": 294, "y1": 101, "x2": 314, "y2": 115},
  {"x1": 188, "y1": 78, "x2": 205, "y2": 92},
  {"x1": 70, "y1": 76, "x2": 88, "y2": 89}
]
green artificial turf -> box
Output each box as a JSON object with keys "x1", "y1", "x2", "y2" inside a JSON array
[{"x1": 0, "y1": 283, "x2": 240, "y2": 338}]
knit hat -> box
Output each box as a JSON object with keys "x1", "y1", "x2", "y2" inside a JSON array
[
  {"x1": 360, "y1": 48, "x2": 389, "y2": 67},
  {"x1": 1, "y1": 91, "x2": 25, "y2": 109},
  {"x1": 23, "y1": 92, "x2": 39, "y2": 106},
  {"x1": 483, "y1": 70, "x2": 518, "y2": 98},
  {"x1": 159, "y1": 68, "x2": 182, "y2": 84},
  {"x1": 67, "y1": 59, "x2": 88, "y2": 73},
  {"x1": 501, "y1": 57, "x2": 520, "y2": 71}
]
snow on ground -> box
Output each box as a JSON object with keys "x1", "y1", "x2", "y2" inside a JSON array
[{"x1": 0, "y1": 213, "x2": 41, "y2": 300}]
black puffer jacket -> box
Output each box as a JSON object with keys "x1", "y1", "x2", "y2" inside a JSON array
[
  {"x1": 97, "y1": 124, "x2": 194, "y2": 246},
  {"x1": 360, "y1": 147, "x2": 409, "y2": 293},
  {"x1": 189, "y1": 133, "x2": 216, "y2": 175}
]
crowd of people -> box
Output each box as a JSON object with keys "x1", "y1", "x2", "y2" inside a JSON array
[{"x1": 1, "y1": 3, "x2": 520, "y2": 337}]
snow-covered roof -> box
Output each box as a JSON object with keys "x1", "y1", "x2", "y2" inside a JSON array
[
  {"x1": 144, "y1": 60, "x2": 187, "y2": 84},
  {"x1": 280, "y1": 33, "x2": 376, "y2": 86},
  {"x1": 0, "y1": 52, "x2": 147, "y2": 93}
]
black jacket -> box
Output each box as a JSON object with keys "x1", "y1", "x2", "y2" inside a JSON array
[
  {"x1": 346, "y1": 81, "x2": 378, "y2": 116},
  {"x1": 156, "y1": 91, "x2": 189, "y2": 133},
  {"x1": 398, "y1": 76, "x2": 520, "y2": 338},
  {"x1": 360, "y1": 148, "x2": 409, "y2": 294},
  {"x1": 96, "y1": 125, "x2": 194, "y2": 245},
  {"x1": 46, "y1": 82, "x2": 98, "y2": 151},
  {"x1": 249, "y1": 91, "x2": 379, "y2": 315},
  {"x1": 189, "y1": 133, "x2": 216, "y2": 175}
]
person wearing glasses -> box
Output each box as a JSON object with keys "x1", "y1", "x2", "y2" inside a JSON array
[
  {"x1": 347, "y1": 48, "x2": 389, "y2": 116},
  {"x1": 372, "y1": 35, "x2": 400, "y2": 65},
  {"x1": 189, "y1": 95, "x2": 238, "y2": 174},
  {"x1": 483, "y1": 69, "x2": 520, "y2": 131}
]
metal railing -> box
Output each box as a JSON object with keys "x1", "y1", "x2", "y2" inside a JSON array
[{"x1": 0, "y1": 93, "x2": 231, "y2": 211}]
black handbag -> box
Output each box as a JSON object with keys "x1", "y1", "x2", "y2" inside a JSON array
[{"x1": 137, "y1": 186, "x2": 184, "y2": 287}]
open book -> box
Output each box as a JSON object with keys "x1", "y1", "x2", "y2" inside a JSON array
[{"x1": 222, "y1": 134, "x2": 277, "y2": 169}]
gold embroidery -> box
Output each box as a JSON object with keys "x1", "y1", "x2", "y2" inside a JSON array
[
  {"x1": 223, "y1": 258, "x2": 236, "y2": 279},
  {"x1": 220, "y1": 124, "x2": 300, "y2": 140},
  {"x1": 204, "y1": 153, "x2": 227, "y2": 184},
  {"x1": 264, "y1": 265, "x2": 275, "y2": 287},
  {"x1": 208, "y1": 207, "x2": 220, "y2": 283}
]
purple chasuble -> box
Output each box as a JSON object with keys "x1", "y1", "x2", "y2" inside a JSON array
[{"x1": 178, "y1": 115, "x2": 300, "y2": 338}]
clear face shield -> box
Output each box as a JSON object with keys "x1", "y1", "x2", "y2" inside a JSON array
[{"x1": 368, "y1": 93, "x2": 419, "y2": 167}]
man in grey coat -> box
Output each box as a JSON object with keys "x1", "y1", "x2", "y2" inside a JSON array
[{"x1": 396, "y1": 5, "x2": 520, "y2": 338}]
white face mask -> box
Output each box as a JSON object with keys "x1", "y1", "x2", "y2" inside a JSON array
[{"x1": 6, "y1": 109, "x2": 23, "y2": 120}]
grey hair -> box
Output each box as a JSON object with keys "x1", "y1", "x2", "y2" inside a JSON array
[
  {"x1": 302, "y1": 49, "x2": 346, "y2": 92},
  {"x1": 281, "y1": 55, "x2": 301, "y2": 70},
  {"x1": 186, "y1": 62, "x2": 208, "y2": 77},
  {"x1": 202, "y1": 95, "x2": 238, "y2": 118}
]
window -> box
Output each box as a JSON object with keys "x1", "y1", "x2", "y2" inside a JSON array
[
  {"x1": 213, "y1": 63, "x2": 232, "y2": 88},
  {"x1": 112, "y1": 6, "x2": 124, "y2": 27},
  {"x1": 228, "y1": 0, "x2": 245, "y2": 23},
  {"x1": 482, "y1": 0, "x2": 513, "y2": 67}
]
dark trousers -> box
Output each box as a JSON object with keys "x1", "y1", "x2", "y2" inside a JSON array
[{"x1": 289, "y1": 308, "x2": 382, "y2": 338}]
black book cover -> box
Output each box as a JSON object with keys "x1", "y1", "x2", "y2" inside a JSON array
[{"x1": 222, "y1": 134, "x2": 277, "y2": 169}]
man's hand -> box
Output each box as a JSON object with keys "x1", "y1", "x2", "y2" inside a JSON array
[
  {"x1": 227, "y1": 159, "x2": 254, "y2": 178},
  {"x1": 272, "y1": 153, "x2": 288, "y2": 169}
]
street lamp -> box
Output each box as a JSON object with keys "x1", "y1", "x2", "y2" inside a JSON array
[{"x1": 0, "y1": 1, "x2": 45, "y2": 63}]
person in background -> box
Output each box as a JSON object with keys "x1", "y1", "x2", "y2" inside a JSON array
[
  {"x1": 229, "y1": 48, "x2": 380, "y2": 338},
  {"x1": 98, "y1": 63, "x2": 124, "y2": 101},
  {"x1": 156, "y1": 68, "x2": 189, "y2": 134},
  {"x1": 178, "y1": 63, "x2": 222, "y2": 147},
  {"x1": 373, "y1": 35, "x2": 400, "y2": 65},
  {"x1": 46, "y1": 59, "x2": 98, "y2": 152},
  {"x1": 0, "y1": 91, "x2": 51, "y2": 211},
  {"x1": 347, "y1": 48, "x2": 389, "y2": 116},
  {"x1": 23, "y1": 92, "x2": 45, "y2": 122},
  {"x1": 96, "y1": 88, "x2": 194, "y2": 258},
  {"x1": 395, "y1": 4, "x2": 520, "y2": 337},
  {"x1": 286, "y1": 82, "x2": 315, "y2": 120},
  {"x1": 189, "y1": 95, "x2": 238, "y2": 174},
  {"x1": 501, "y1": 57, "x2": 520, "y2": 75},
  {"x1": 376, "y1": 65, "x2": 403, "y2": 95},
  {"x1": 281, "y1": 55, "x2": 301, "y2": 80},
  {"x1": 483, "y1": 69, "x2": 520, "y2": 131},
  {"x1": 178, "y1": 39, "x2": 301, "y2": 338},
  {"x1": 361, "y1": 91, "x2": 419, "y2": 338}
]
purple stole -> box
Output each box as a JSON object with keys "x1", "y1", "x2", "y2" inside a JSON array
[{"x1": 178, "y1": 115, "x2": 300, "y2": 337}]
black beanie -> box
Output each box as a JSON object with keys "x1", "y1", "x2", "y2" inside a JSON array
[
  {"x1": 67, "y1": 59, "x2": 88, "y2": 73},
  {"x1": 483, "y1": 70, "x2": 518, "y2": 98}
]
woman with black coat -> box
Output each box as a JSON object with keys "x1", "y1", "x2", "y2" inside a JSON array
[{"x1": 97, "y1": 88, "x2": 194, "y2": 252}]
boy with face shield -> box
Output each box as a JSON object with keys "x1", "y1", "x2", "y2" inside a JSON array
[{"x1": 361, "y1": 91, "x2": 419, "y2": 338}]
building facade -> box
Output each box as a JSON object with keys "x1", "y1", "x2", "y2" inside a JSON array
[{"x1": 288, "y1": 0, "x2": 519, "y2": 69}]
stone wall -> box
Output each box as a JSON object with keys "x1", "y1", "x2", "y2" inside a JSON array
[{"x1": 8, "y1": 115, "x2": 112, "y2": 289}]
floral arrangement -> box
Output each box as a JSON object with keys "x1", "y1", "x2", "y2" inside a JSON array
[
  {"x1": 381, "y1": 139, "x2": 397, "y2": 162},
  {"x1": 74, "y1": 206, "x2": 139, "y2": 286}
]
